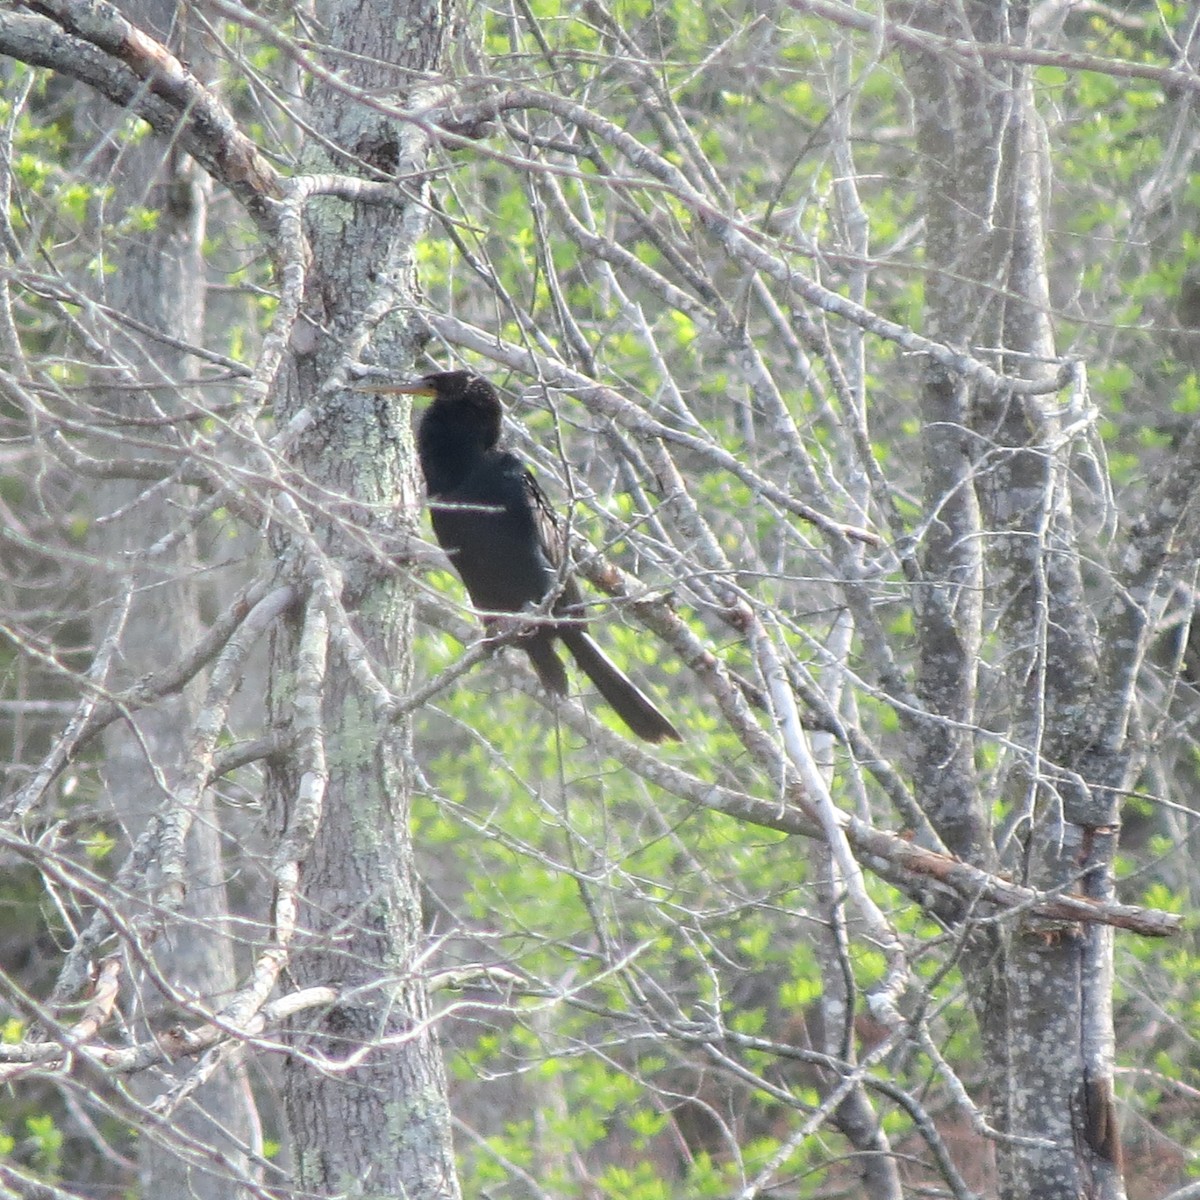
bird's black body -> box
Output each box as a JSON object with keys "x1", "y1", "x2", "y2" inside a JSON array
[{"x1": 395, "y1": 369, "x2": 680, "y2": 743}]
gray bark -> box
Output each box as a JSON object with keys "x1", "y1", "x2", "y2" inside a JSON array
[
  {"x1": 82, "y1": 2, "x2": 258, "y2": 1193},
  {"x1": 905, "y1": 5, "x2": 1124, "y2": 1198},
  {"x1": 264, "y1": 1, "x2": 461, "y2": 1195}
]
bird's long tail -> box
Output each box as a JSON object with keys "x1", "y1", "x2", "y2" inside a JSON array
[
  {"x1": 561, "y1": 629, "x2": 682, "y2": 744},
  {"x1": 524, "y1": 631, "x2": 569, "y2": 696}
]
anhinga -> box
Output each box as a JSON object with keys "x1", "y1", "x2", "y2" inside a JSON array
[{"x1": 375, "y1": 369, "x2": 681, "y2": 744}]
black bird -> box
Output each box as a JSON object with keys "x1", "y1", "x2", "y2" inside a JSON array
[{"x1": 378, "y1": 369, "x2": 681, "y2": 743}]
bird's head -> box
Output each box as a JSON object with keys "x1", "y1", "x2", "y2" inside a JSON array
[
  {"x1": 364, "y1": 369, "x2": 504, "y2": 450},
  {"x1": 361, "y1": 368, "x2": 483, "y2": 398}
]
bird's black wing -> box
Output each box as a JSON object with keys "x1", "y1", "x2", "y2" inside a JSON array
[
  {"x1": 523, "y1": 468, "x2": 560, "y2": 554},
  {"x1": 522, "y1": 467, "x2": 584, "y2": 611}
]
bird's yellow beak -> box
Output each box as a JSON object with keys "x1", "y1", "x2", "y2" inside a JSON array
[{"x1": 355, "y1": 380, "x2": 437, "y2": 397}]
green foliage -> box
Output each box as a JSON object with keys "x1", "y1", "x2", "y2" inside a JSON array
[
  {"x1": 24, "y1": 1114, "x2": 64, "y2": 1172},
  {"x1": 81, "y1": 828, "x2": 117, "y2": 860},
  {"x1": 596, "y1": 1161, "x2": 669, "y2": 1200}
]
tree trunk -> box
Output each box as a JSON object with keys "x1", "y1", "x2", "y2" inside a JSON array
[
  {"x1": 265, "y1": 1, "x2": 461, "y2": 1194},
  {"x1": 905, "y1": 6, "x2": 1122, "y2": 1197},
  {"x1": 82, "y1": 2, "x2": 258, "y2": 1192}
]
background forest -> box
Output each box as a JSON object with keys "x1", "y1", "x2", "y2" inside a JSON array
[{"x1": 1, "y1": 2, "x2": 1199, "y2": 1199}]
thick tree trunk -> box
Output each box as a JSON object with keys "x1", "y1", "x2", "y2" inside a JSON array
[
  {"x1": 905, "y1": 6, "x2": 1123, "y2": 1198},
  {"x1": 265, "y1": 2, "x2": 461, "y2": 1195}
]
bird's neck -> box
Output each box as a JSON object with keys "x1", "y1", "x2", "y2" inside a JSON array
[{"x1": 418, "y1": 408, "x2": 492, "y2": 495}]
